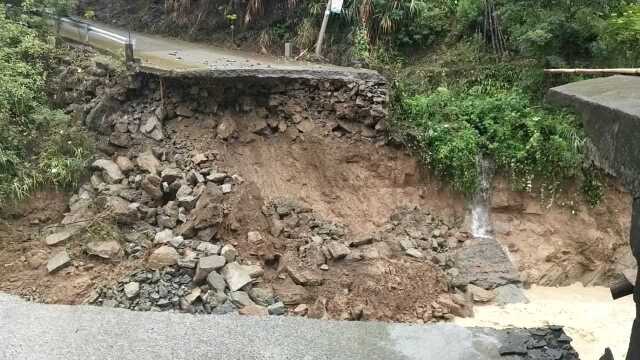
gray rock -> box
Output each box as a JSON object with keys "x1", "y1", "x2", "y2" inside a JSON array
[
  {"x1": 249, "y1": 287, "x2": 275, "y2": 306},
  {"x1": 454, "y1": 238, "x2": 521, "y2": 289},
  {"x1": 109, "y1": 132, "x2": 130, "y2": 147},
  {"x1": 188, "y1": 170, "x2": 205, "y2": 185},
  {"x1": 142, "y1": 175, "x2": 163, "y2": 200},
  {"x1": 92, "y1": 159, "x2": 124, "y2": 183},
  {"x1": 326, "y1": 241, "x2": 350, "y2": 259},
  {"x1": 47, "y1": 250, "x2": 71, "y2": 273},
  {"x1": 115, "y1": 156, "x2": 135, "y2": 173},
  {"x1": 148, "y1": 246, "x2": 179, "y2": 269},
  {"x1": 399, "y1": 238, "x2": 417, "y2": 251},
  {"x1": 124, "y1": 282, "x2": 140, "y2": 299},
  {"x1": 141, "y1": 115, "x2": 163, "y2": 141},
  {"x1": 169, "y1": 236, "x2": 185, "y2": 248},
  {"x1": 229, "y1": 291, "x2": 256, "y2": 308},
  {"x1": 196, "y1": 242, "x2": 220, "y2": 255},
  {"x1": 193, "y1": 255, "x2": 226, "y2": 284},
  {"x1": 467, "y1": 284, "x2": 496, "y2": 303},
  {"x1": 217, "y1": 115, "x2": 237, "y2": 140},
  {"x1": 221, "y1": 244, "x2": 237, "y2": 263},
  {"x1": 494, "y1": 284, "x2": 529, "y2": 306},
  {"x1": 175, "y1": 105, "x2": 194, "y2": 118},
  {"x1": 192, "y1": 153, "x2": 207, "y2": 165},
  {"x1": 45, "y1": 228, "x2": 77, "y2": 246},
  {"x1": 220, "y1": 183, "x2": 232, "y2": 194},
  {"x1": 206, "y1": 271, "x2": 227, "y2": 292},
  {"x1": 406, "y1": 248, "x2": 424, "y2": 259},
  {"x1": 222, "y1": 262, "x2": 254, "y2": 291},
  {"x1": 207, "y1": 173, "x2": 228, "y2": 184},
  {"x1": 86, "y1": 240, "x2": 122, "y2": 259},
  {"x1": 137, "y1": 151, "x2": 161, "y2": 175},
  {"x1": 286, "y1": 266, "x2": 323, "y2": 286},
  {"x1": 154, "y1": 229, "x2": 174, "y2": 244},
  {"x1": 211, "y1": 300, "x2": 237, "y2": 315},
  {"x1": 161, "y1": 168, "x2": 182, "y2": 184},
  {"x1": 268, "y1": 301, "x2": 286, "y2": 315}
]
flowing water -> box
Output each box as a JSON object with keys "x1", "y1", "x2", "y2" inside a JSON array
[{"x1": 471, "y1": 155, "x2": 496, "y2": 239}]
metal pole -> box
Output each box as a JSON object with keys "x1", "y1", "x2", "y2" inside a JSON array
[{"x1": 314, "y1": 0, "x2": 332, "y2": 57}]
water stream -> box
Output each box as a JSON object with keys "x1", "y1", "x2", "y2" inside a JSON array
[{"x1": 471, "y1": 155, "x2": 496, "y2": 239}]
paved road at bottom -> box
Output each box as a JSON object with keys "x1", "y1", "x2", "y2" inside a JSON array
[{"x1": 0, "y1": 293, "x2": 506, "y2": 360}]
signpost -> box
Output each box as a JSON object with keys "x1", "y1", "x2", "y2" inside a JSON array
[{"x1": 314, "y1": 0, "x2": 343, "y2": 57}]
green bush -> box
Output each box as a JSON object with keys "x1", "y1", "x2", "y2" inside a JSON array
[
  {"x1": 393, "y1": 86, "x2": 583, "y2": 194},
  {"x1": 0, "y1": 4, "x2": 91, "y2": 201},
  {"x1": 599, "y1": 4, "x2": 640, "y2": 66}
]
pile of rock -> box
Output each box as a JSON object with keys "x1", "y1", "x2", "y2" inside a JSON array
[
  {"x1": 490, "y1": 326, "x2": 580, "y2": 359},
  {"x1": 91, "y1": 257, "x2": 283, "y2": 316}
]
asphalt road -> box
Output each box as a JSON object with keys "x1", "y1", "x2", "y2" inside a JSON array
[
  {"x1": 55, "y1": 18, "x2": 381, "y2": 81},
  {"x1": 0, "y1": 293, "x2": 505, "y2": 360}
]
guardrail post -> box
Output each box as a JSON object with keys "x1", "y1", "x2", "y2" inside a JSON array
[
  {"x1": 84, "y1": 23, "x2": 90, "y2": 44},
  {"x1": 124, "y1": 42, "x2": 134, "y2": 64}
]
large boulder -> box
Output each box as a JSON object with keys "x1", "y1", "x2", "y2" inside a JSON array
[{"x1": 180, "y1": 183, "x2": 224, "y2": 236}]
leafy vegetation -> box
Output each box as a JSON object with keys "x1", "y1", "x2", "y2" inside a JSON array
[
  {"x1": 0, "y1": 2, "x2": 91, "y2": 201},
  {"x1": 393, "y1": 86, "x2": 583, "y2": 194}
]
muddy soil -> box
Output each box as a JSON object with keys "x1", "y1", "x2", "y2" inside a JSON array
[{"x1": 0, "y1": 192, "x2": 142, "y2": 304}]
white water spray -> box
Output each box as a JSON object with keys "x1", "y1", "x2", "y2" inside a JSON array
[{"x1": 471, "y1": 155, "x2": 495, "y2": 239}]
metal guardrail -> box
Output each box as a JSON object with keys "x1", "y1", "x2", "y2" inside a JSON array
[
  {"x1": 57, "y1": 16, "x2": 131, "y2": 44},
  {"x1": 49, "y1": 15, "x2": 136, "y2": 63}
]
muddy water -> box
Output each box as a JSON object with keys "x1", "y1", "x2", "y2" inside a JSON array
[{"x1": 455, "y1": 284, "x2": 635, "y2": 360}]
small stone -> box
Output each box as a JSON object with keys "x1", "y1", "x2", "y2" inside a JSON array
[
  {"x1": 239, "y1": 304, "x2": 269, "y2": 316},
  {"x1": 207, "y1": 172, "x2": 228, "y2": 184},
  {"x1": 154, "y1": 229, "x2": 174, "y2": 244},
  {"x1": 221, "y1": 244, "x2": 237, "y2": 263},
  {"x1": 399, "y1": 238, "x2": 416, "y2": 251},
  {"x1": 249, "y1": 287, "x2": 275, "y2": 306},
  {"x1": 293, "y1": 304, "x2": 308, "y2": 316},
  {"x1": 286, "y1": 266, "x2": 323, "y2": 286},
  {"x1": 207, "y1": 271, "x2": 227, "y2": 292},
  {"x1": 137, "y1": 151, "x2": 161, "y2": 175},
  {"x1": 268, "y1": 301, "x2": 286, "y2": 315},
  {"x1": 217, "y1": 115, "x2": 237, "y2": 140},
  {"x1": 115, "y1": 156, "x2": 135, "y2": 173},
  {"x1": 467, "y1": 284, "x2": 495, "y2": 303},
  {"x1": 161, "y1": 167, "x2": 182, "y2": 184},
  {"x1": 196, "y1": 242, "x2": 220, "y2": 255},
  {"x1": 142, "y1": 175, "x2": 163, "y2": 200},
  {"x1": 124, "y1": 282, "x2": 140, "y2": 299},
  {"x1": 184, "y1": 287, "x2": 202, "y2": 305},
  {"x1": 326, "y1": 241, "x2": 350, "y2": 259},
  {"x1": 109, "y1": 132, "x2": 130, "y2": 147},
  {"x1": 175, "y1": 105, "x2": 194, "y2": 117},
  {"x1": 222, "y1": 262, "x2": 254, "y2": 291},
  {"x1": 247, "y1": 231, "x2": 263, "y2": 243},
  {"x1": 229, "y1": 291, "x2": 256, "y2": 308},
  {"x1": 45, "y1": 228, "x2": 77, "y2": 246},
  {"x1": 406, "y1": 248, "x2": 424, "y2": 259},
  {"x1": 221, "y1": 183, "x2": 232, "y2": 193},
  {"x1": 320, "y1": 264, "x2": 329, "y2": 271},
  {"x1": 192, "y1": 153, "x2": 208, "y2": 165},
  {"x1": 148, "y1": 246, "x2": 179, "y2": 269},
  {"x1": 169, "y1": 236, "x2": 185, "y2": 248},
  {"x1": 47, "y1": 250, "x2": 71, "y2": 273},
  {"x1": 92, "y1": 159, "x2": 124, "y2": 183},
  {"x1": 86, "y1": 240, "x2": 122, "y2": 259},
  {"x1": 193, "y1": 255, "x2": 226, "y2": 284}
]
